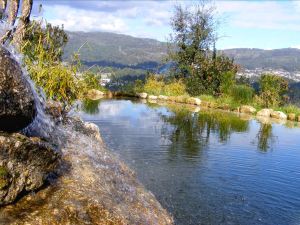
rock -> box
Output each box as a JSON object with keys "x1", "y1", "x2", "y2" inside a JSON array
[
  {"x1": 83, "y1": 122, "x2": 103, "y2": 143},
  {"x1": 86, "y1": 89, "x2": 104, "y2": 100},
  {"x1": 158, "y1": 95, "x2": 168, "y2": 101},
  {"x1": 287, "y1": 113, "x2": 296, "y2": 121},
  {"x1": 187, "y1": 97, "x2": 201, "y2": 106},
  {"x1": 148, "y1": 95, "x2": 158, "y2": 100},
  {"x1": 137, "y1": 92, "x2": 148, "y2": 99},
  {"x1": 0, "y1": 46, "x2": 36, "y2": 132},
  {"x1": 270, "y1": 111, "x2": 287, "y2": 120},
  {"x1": 257, "y1": 108, "x2": 273, "y2": 117},
  {"x1": 218, "y1": 104, "x2": 230, "y2": 111},
  {"x1": 0, "y1": 118, "x2": 173, "y2": 224},
  {"x1": 240, "y1": 105, "x2": 256, "y2": 114},
  {"x1": 45, "y1": 100, "x2": 63, "y2": 120},
  {"x1": 297, "y1": 116, "x2": 300, "y2": 122},
  {"x1": 0, "y1": 133, "x2": 59, "y2": 205}
]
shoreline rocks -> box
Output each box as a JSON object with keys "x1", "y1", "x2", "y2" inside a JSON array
[
  {"x1": 0, "y1": 133, "x2": 59, "y2": 206},
  {"x1": 270, "y1": 111, "x2": 287, "y2": 120},
  {"x1": 240, "y1": 105, "x2": 256, "y2": 114},
  {"x1": 0, "y1": 46, "x2": 36, "y2": 132}
]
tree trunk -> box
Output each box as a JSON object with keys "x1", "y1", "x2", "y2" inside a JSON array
[
  {"x1": 0, "y1": 0, "x2": 7, "y2": 19},
  {"x1": 13, "y1": 0, "x2": 33, "y2": 48},
  {"x1": 7, "y1": 0, "x2": 19, "y2": 26}
]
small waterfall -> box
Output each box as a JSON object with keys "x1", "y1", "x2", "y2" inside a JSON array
[{"x1": 0, "y1": 39, "x2": 55, "y2": 139}]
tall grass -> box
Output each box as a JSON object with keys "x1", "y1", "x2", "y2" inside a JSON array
[{"x1": 231, "y1": 85, "x2": 254, "y2": 104}]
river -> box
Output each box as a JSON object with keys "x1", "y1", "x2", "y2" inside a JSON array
[{"x1": 79, "y1": 98, "x2": 300, "y2": 225}]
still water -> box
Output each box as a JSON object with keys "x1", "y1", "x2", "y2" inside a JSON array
[{"x1": 79, "y1": 99, "x2": 300, "y2": 225}]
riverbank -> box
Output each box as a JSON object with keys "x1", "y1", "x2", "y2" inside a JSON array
[{"x1": 99, "y1": 91, "x2": 300, "y2": 126}]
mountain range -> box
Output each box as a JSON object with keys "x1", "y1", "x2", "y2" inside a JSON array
[{"x1": 64, "y1": 31, "x2": 300, "y2": 73}]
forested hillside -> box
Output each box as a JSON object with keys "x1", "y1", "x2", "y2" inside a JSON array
[{"x1": 64, "y1": 31, "x2": 300, "y2": 72}]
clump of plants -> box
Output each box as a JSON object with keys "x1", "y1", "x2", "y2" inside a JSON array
[
  {"x1": 143, "y1": 75, "x2": 164, "y2": 96},
  {"x1": 231, "y1": 84, "x2": 254, "y2": 104},
  {"x1": 257, "y1": 73, "x2": 288, "y2": 108},
  {"x1": 163, "y1": 79, "x2": 186, "y2": 96},
  {"x1": 21, "y1": 20, "x2": 102, "y2": 107}
]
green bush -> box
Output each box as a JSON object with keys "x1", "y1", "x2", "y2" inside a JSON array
[
  {"x1": 231, "y1": 85, "x2": 254, "y2": 104},
  {"x1": 163, "y1": 80, "x2": 186, "y2": 96},
  {"x1": 220, "y1": 71, "x2": 236, "y2": 95},
  {"x1": 143, "y1": 76, "x2": 164, "y2": 95},
  {"x1": 258, "y1": 74, "x2": 288, "y2": 107}
]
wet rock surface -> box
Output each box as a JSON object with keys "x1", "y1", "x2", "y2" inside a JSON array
[
  {"x1": 0, "y1": 133, "x2": 59, "y2": 206},
  {"x1": 0, "y1": 46, "x2": 36, "y2": 132},
  {"x1": 0, "y1": 118, "x2": 174, "y2": 225}
]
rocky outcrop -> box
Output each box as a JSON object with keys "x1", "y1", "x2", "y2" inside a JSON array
[
  {"x1": 0, "y1": 46, "x2": 36, "y2": 132},
  {"x1": 257, "y1": 108, "x2": 273, "y2": 117},
  {"x1": 0, "y1": 118, "x2": 174, "y2": 224},
  {"x1": 0, "y1": 133, "x2": 59, "y2": 205},
  {"x1": 270, "y1": 111, "x2": 287, "y2": 120},
  {"x1": 240, "y1": 105, "x2": 256, "y2": 114}
]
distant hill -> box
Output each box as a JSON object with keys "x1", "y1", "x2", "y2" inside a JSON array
[
  {"x1": 64, "y1": 31, "x2": 300, "y2": 72},
  {"x1": 221, "y1": 48, "x2": 300, "y2": 72},
  {"x1": 64, "y1": 31, "x2": 168, "y2": 70}
]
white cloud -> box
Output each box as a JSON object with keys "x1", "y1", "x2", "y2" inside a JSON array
[
  {"x1": 43, "y1": 5, "x2": 128, "y2": 33},
  {"x1": 215, "y1": 1, "x2": 300, "y2": 31}
]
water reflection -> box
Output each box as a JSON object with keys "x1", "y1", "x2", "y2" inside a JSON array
[
  {"x1": 79, "y1": 99, "x2": 300, "y2": 225},
  {"x1": 81, "y1": 99, "x2": 101, "y2": 115},
  {"x1": 257, "y1": 123, "x2": 274, "y2": 152}
]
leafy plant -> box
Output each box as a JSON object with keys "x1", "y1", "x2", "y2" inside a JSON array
[
  {"x1": 258, "y1": 73, "x2": 288, "y2": 107},
  {"x1": 143, "y1": 75, "x2": 164, "y2": 95},
  {"x1": 231, "y1": 84, "x2": 254, "y2": 104},
  {"x1": 163, "y1": 80, "x2": 186, "y2": 96}
]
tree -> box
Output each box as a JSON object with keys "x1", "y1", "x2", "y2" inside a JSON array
[
  {"x1": 168, "y1": 1, "x2": 238, "y2": 96},
  {"x1": 258, "y1": 73, "x2": 288, "y2": 107}
]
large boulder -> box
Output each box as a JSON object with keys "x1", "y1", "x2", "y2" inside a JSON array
[
  {"x1": 0, "y1": 133, "x2": 59, "y2": 205},
  {"x1": 86, "y1": 89, "x2": 104, "y2": 100},
  {"x1": 270, "y1": 111, "x2": 287, "y2": 120},
  {"x1": 240, "y1": 105, "x2": 256, "y2": 114},
  {"x1": 257, "y1": 108, "x2": 273, "y2": 117},
  {"x1": 0, "y1": 46, "x2": 36, "y2": 132}
]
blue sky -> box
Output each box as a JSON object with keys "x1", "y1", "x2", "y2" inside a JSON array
[{"x1": 33, "y1": 1, "x2": 300, "y2": 50}]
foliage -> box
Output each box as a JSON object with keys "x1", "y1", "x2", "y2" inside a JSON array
[
  {"x1": 21, "y1": 20, "x2": 103, "y2": 106},
  {"x1": 133, "y1": 79, "x2": 144, "y2": 93},
  {"x1": 231, "y1": 84, "x2": 254, "y2": 104},
  {"x1": 163, "y1": 80, "x2": 186, "y2": 96},
  {"x1": 258, "y1": 73, "x2": 288, "y2": 107},
  {"x1": 220, "y1": 71, "x2": 236, "y2": 95},
  {"x1": 186, "y1": 55, "x2": 238, "y2": 96},
  {"x1": 82, "y1": 72, "x2": 103, "y2": 91},
  {"x1": 276, "y1": 104, "x2": 300, "y2": 116},
  {"x1": 143, "y1": 75, "x2": 164, "y2": 95}
]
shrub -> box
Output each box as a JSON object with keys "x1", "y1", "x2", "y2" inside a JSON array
[
  {"x1": 231, "y1": 85, "x2": 254, "y2": 104},
  {"x1": 21, "y1": 20, "x2": 83, "y2": 106},
  {"x1": 163, "y1": 80, "x2": 186, "y2": 96},
  {"x1": 133, "y1": 79, "x2": 144, "y2": 93},
  {"x1": 258, "y1": 74, "x2": 288, "y2": 107},
  {"x1": 220, "y1": 71, "x2": 236, "y2": 95},
  {"x1": 143, "y1": 76, "x2": 164, "y2": 95}
]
